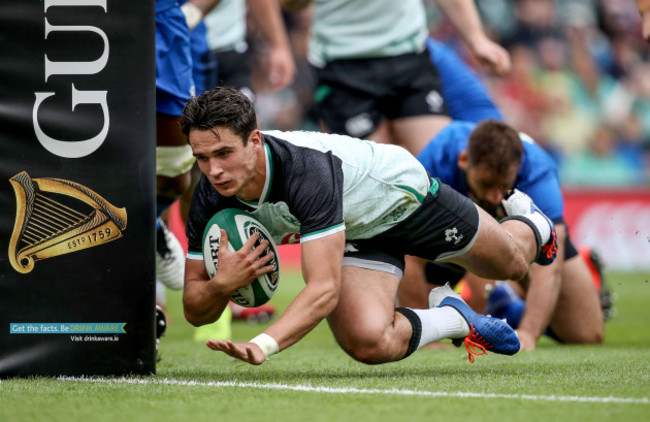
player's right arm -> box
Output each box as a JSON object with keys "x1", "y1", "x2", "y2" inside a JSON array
[
  {"x1": 264, "y1": 231, "x2": 344, "y2": 349},
  {"x1": 205, "y1": 231, "x2": 344, "y2": 365},
  {"x1": 183, "y1": 230, "x2": 275, "y2": 326}
]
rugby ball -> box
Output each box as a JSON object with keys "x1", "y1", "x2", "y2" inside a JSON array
[{"x1": 202, "y1": 208, "x2": 280, "y2": 307}]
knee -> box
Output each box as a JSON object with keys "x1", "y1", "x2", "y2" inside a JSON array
[
  {"x1": 556, "y1": 323, "x2": 605, "y2": 345},
  {"x1": 507, "y1": 254, "x2": 530, "y2": 281},
  {"x1": 577, "y1": 326, "x2": 605, "y2": 345},
  {"x1": 490, "y1": 248, "x2": 528, "y2": 281},
  {"x1": 338, "y1": 328, "x2": 392, "y2": 365},
  {"x1": 592, "y1": 329, "x2": 605, "y2": 345},
  {"x1": 344, "y1": 341, "x2": 386, "y2": 365}
]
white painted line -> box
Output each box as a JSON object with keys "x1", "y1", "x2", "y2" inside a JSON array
[{"x1": 58, "y1": 376, "x2": 649, "y2": 405}]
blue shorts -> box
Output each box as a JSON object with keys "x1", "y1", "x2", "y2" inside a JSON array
[{"x1": 156, "y1": 1, "x2": 194, "y2": 116}]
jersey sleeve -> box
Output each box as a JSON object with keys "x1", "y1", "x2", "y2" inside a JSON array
[{"x1": 284, "y1": 149, "x2": 345, "y2": 242}]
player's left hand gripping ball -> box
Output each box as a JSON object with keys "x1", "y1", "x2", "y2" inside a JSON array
[{"x1": 203, "y1": 209, "x2": 280, "y2": 307}]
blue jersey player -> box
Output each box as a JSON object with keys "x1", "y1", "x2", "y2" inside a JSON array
[{"x1": 408, "y1": 120, "x2": 605, "y2": 351}]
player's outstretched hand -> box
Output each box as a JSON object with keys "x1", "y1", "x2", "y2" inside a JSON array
[{"x1": 206, "y1": 339, "x2": 267, "y2": 365}]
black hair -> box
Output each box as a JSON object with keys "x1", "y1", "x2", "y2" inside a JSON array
[
  {"x1": 180, "y1": 86, "x2": 257, "y2": 144},
  {"x1": 467, "y1": 120, "x2": 523, "y2": 174}
]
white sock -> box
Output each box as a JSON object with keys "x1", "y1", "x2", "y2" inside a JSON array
[
  {"x1": 527, "y1": 212, "x2": 551, "y2": 245},
  {"x1": 411, "y1": 307, "x2": 470, "y2": 349},
  {"x1": 502, "y1": 189, "x2": 552, "y2": 245}
]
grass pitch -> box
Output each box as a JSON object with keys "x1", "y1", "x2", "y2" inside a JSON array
[{"x1": 1, "y1": 271, "x2": 648, "y2": 422}]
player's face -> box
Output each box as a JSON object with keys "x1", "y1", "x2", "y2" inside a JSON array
[
  {"x1": 465, "y1": 163, "x2": 518, "y2": 212},
  {"x1": 189, "y1": 127, "x2": 264, "y2": 200}
]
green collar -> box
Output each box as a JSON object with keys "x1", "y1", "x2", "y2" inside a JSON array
[{"x1": 237, "y1": 142, "x2": 273, "y2": 209}]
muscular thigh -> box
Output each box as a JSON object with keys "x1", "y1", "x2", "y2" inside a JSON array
[
  {"x1": 361, "y1": 182, "x2": 527, "y2": 281},
  {"x1": 327, "y1": 265, "x2": 400, "y2": 350},
  {"x1": 451, "y1": 206, "x2": 535, "y2": 280}
]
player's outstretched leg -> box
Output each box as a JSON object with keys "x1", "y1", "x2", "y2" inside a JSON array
[{"x1": 430, "y1": 283, "x2": 521, "y2": 362}]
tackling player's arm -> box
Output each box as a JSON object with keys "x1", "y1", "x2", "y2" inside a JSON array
[
  {"x1": 248, "y1": 0, "x2": 296, "y2": 91},
  {"x1": 433, "y1": 0, "x2": 510, "y2": 75},
  {"x1": 516, "y1": 223, "x2": 566, "y2": 350},
  {"x1": 183, "y1": 230, "x2": 275, "y2": 326},
  {"x1": 206, "y1": 231, "x2": 345, "y2": 365}
]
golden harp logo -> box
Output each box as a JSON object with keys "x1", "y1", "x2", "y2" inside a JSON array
[{"x1": 8, "y1": 171, "x2": 127, "y2": 274}]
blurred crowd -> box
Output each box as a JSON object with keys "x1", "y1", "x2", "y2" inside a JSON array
[{"x1": 247, "y1": 0, "x2": 650, "y2": 188}]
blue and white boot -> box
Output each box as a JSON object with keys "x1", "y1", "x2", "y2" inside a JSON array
[{"x1": 430, "y1": 283, "x2": 521, "y2": 362}]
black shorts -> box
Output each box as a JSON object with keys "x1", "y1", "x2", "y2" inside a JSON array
[
  {"x1": 343, "y1": 181, "x2": 479, "y2": 276},
  {"x1": 564, "y1": 225, "x2": 579, "y2": 260},
  {"x1": 314, "y1": 46, "x2": 448, "y2": 139}
]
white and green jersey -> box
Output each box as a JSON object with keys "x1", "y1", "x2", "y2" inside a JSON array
[
  {"x1": 308, "y1": 0, "x2": 428, "y2": 67},
  {"x1": 186, "y1": 130, "x2": 436, "y2": 257}
]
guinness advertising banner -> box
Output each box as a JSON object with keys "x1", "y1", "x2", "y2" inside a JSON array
[{"x1": 0, "y1": 1, "x2": 156, "y2": 376}]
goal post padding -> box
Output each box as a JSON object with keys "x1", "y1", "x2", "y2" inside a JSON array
[{"x1": 0, "y1": 1, "x2": 156, "y2": 377}]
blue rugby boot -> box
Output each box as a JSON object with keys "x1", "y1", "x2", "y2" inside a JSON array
[{"x1": 438, "y1": 296, "x2": 521, "y2": 362}]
